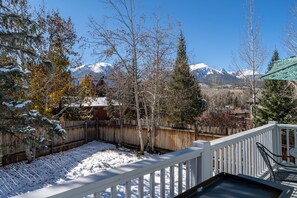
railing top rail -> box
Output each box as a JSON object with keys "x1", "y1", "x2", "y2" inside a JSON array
[
  {"x1": 17, "y1": 147, "x2": 203, "y2": 198},
  {"x1": 210, "y1": 123, "x2": 276, "y2": 149},
  {"x1": 277, "y1": 124, "x2": 297, "y2": 129}
]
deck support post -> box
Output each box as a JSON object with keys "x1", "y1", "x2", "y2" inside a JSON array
[
  {"x1": 192, "y1": 140, "x2": 212, "y2": 183},
  {"x1": 269, "y1": 121, "x2": 280, "y2": 163}
]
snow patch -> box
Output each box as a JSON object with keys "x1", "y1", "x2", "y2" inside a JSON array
[
  {"x1": 90, "y1": 62, "x2": 111, "y2": 73},
  {"x1": 82, "y1": 97, "x2": 119, "y2": 107},
  {"x1": 189, "y1": 63, "x2": 208, "y2": 71},
  {"x1": 2, "y1": 101, "x2": 14, "y2": 107},
  {"x1": 70, "y1": 62, "x2": 111, "y2": 75},
  {"x1": 190, "y1": 63, "x2": 222, "y2": 74},
  {"x1": 70, "y1": 62, "x2": 113, "y2": 84},
  {"x1": 0, "y1": 65, "x2": 28, "y2": 75},
  {"x1": 0, "y1": 141, "x2": 159, "y2": 197},
  {"x1": 236, "y1": 70, "x2": 260, "y2": 79},
  {"x1": 15, "y1": 100, "x2": 31, "y2": 108},
  {"x1": 2, "y1": 100, "x2": 31, "y2": 109},
  {"x1": 70, "y1": 64, "x2": 86, "y2": 72}
]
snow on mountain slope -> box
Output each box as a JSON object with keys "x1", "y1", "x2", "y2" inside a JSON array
[
  {"x1": 236, "y1": 70, "x2": 260, "y2": 79},
  {"x1": 71, "y1": 61, "x2": 262, "y2": 86},
  {"x1": 70, "y1": 62, "x2": 112, "y2": 82},
  {"x1": 190, "y1": 63, "x2": 209, "y2": 71},
  {"x1": 190, "y1": 63, "x2": 239, "y2": 85},
  {"x1": 189, "y1": 63, "x2": 263, "y2": 85},
  {"x1": 190, "y1": 63, "x2": 223, "y2": 75}
]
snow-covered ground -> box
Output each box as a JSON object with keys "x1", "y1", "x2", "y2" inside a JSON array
[{"x1": 0, "y1": 141, "x2": 159, "y2": 197}]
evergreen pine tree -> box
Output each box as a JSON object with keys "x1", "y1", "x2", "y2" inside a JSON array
[
  {"x1": 0, "y1": 0, "x2": 65, "y2": 162},
  {"x1": 253, "y1": 50, "x2": 297, "y2": 126},
  {"x1": 167, "y1": 32, "x2": 205, "y2": 128},
  {"x1": 106, "y1": 97, "x2": 116, "y2": 119}
]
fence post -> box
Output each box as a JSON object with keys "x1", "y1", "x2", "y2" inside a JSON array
[
  {"x1": 269, "y1": 121, "x2": 280, "y2": 162},
  {"x1": 85, "y1": 121, "x2": 88, "y2": 143},
  {"x1": 192, "y1": 140, "x2": 212, "y2": 183}
]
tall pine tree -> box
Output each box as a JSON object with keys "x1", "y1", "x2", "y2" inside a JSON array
[
  {"x1": 253, "y1": 50, "x2": 297, "y2": 126},
  {"x1": 167, "y1": 32, "x2": 205, "y2": 128},
  {"x1": 0, "y1": 0, "x2": 65, "y2": 162}
]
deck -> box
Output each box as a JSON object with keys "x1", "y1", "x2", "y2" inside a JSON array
[
  {"x1": 282, "y1": 179, "x2": 297, "y2": 197},
  {"x1": 16, "y1": 121, "x2": 297, "y2": 197}
]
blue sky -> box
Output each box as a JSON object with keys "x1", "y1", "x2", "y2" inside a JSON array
[{"x1": 29, "y1": 0, "x2": 292, "y2": 72}]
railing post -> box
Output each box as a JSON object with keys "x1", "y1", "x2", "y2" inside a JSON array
[
  {"x1": 192, "y1": 140, "x2": 212, "y2": 183},
  {"x1": 269, "y1": 121, "x2": 280, "y2": 162}
]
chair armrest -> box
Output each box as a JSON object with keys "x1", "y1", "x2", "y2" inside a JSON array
[
  {"x1": 270, "y1": 152, "x2": 289, "y2": 158},
  {"x1": 268, "y1": 151, "x2": 293, "y2": 159},
  {"x1": 269, "y1": 156, "x2": 297, "y2": 168}
]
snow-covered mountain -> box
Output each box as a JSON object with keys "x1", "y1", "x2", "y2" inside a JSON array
[
  {"x1": 235, "y1": 70, "x2": 261, "y2": 79},
  {"x1": 71, "y1": 62, "x2": 262, "y2": 86},
  {"x1": 190, "y1": 63, "x2": 263, "y2": 86},
  {"x1": 190, "y1": 63, "x2": 239, "y2": 85},
  {"x1": 190, "y1": 63, "x2": 223, "y2": 75},
  {"x1": 70, "y1": 62, "x2": 112, "y2": 83}
]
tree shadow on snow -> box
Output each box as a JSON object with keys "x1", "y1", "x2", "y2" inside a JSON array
[{"x1": 0, "y1": 141, "x2": 140, "y2": 197}]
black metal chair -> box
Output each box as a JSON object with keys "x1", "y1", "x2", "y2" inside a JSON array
[{"x1": 256, "y1": 142, "x2": 297, "y2": 183}]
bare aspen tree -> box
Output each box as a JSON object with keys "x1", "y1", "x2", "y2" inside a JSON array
[
  {"x1": 88, "y1": 0, "x2": 146, "y2": 153},
  {"x1": 142, "y1": 16, "x2": 175, "y2": 151},
  {"x1": 285, "y1": 2, "x2": 297, "y2": 56},
  {"x1": 232, "y1": 0, "x2": 266, "y2": 117},
  {"x1": 106, "y1": 64, "x2": 135, "y2": 145}
]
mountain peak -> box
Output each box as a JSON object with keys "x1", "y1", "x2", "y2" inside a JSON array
[
  {"x1": 190, "y1": 63, "x2": 223, "y2": 75},
  {"x1": 189, "y1": 63, "x2": 264, "y2": 86},
  {"x1": 89, "y1": 62, "x2": 111, "y2": 73},
  {"x1": 190, "y1": 63, "x2": 239, "y2": 85},
  {"x1": 189, "y1": 63, "x2": 208, "y2": 71},
  {"x1": 221, "y1": 68, "x2": 228, "y2": 74},
  {"x1": 71, "y1": 62, "x2": 112, "y2": 83},
  {"x1": 236, "y1": 70, "x2": 261, "y2": 79}
]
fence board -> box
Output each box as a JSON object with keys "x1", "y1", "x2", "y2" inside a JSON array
[
  {"x1": 1, "y1": 120, "x2": 223, "y2": 165},
  {"x1": 96, "y1": 124, "x2": 220, "y2": 151}
]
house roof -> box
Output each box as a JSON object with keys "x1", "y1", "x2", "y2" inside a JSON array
[
  {"x1": 66, "y1": 97, "x2": 119, "y2": 108},
  {"x1": 82, "y1": 97, "x2": 119, "y2": 107},
  {"x1": 261, "y1": 56, "x2": 297, "y2": 81}
]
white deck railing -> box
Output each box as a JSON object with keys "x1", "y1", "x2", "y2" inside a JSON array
[
  {"x1": 209, "y1": 122, "x2": 276, "y2": 179},
  {"x1": 278, "y1": 124, "x2": 297, "y2": 164},
  {"x1": 18, "y1": 121, "x2": 297, "y2": 198},
  {"x1": 17, "y1": 147, "x2": 203, "y2": 198}
]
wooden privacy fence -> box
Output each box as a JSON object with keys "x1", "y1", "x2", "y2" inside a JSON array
[
  {"x1": 198, "y1": 125, "x2": 246, "y2": 135},
  {"x1": 0, "y1": 121, "x2": 98, "y2": 166},
  {"x1": 94, "y1": 121, "x2": 223, "y2": 151},
  {"x1": 98, "y1": 125, "x2": 192, "y2": 151},
  {"x1": 0, "y1": 120, "x2": 223, "y2": 166},
  {"x1": 101, "y1": 119, "x2": 247, "y2": 136}
]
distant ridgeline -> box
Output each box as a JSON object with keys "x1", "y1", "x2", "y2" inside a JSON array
[
  {"x1": 190, "y1": 63, "x2": 263, "y2": 87},
  {"x1": 70, "y1": 62, "x2": 263, "y2": 87},
  {"x1": 70, "y1": 62, "x2": 113, "y2": 85}
]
